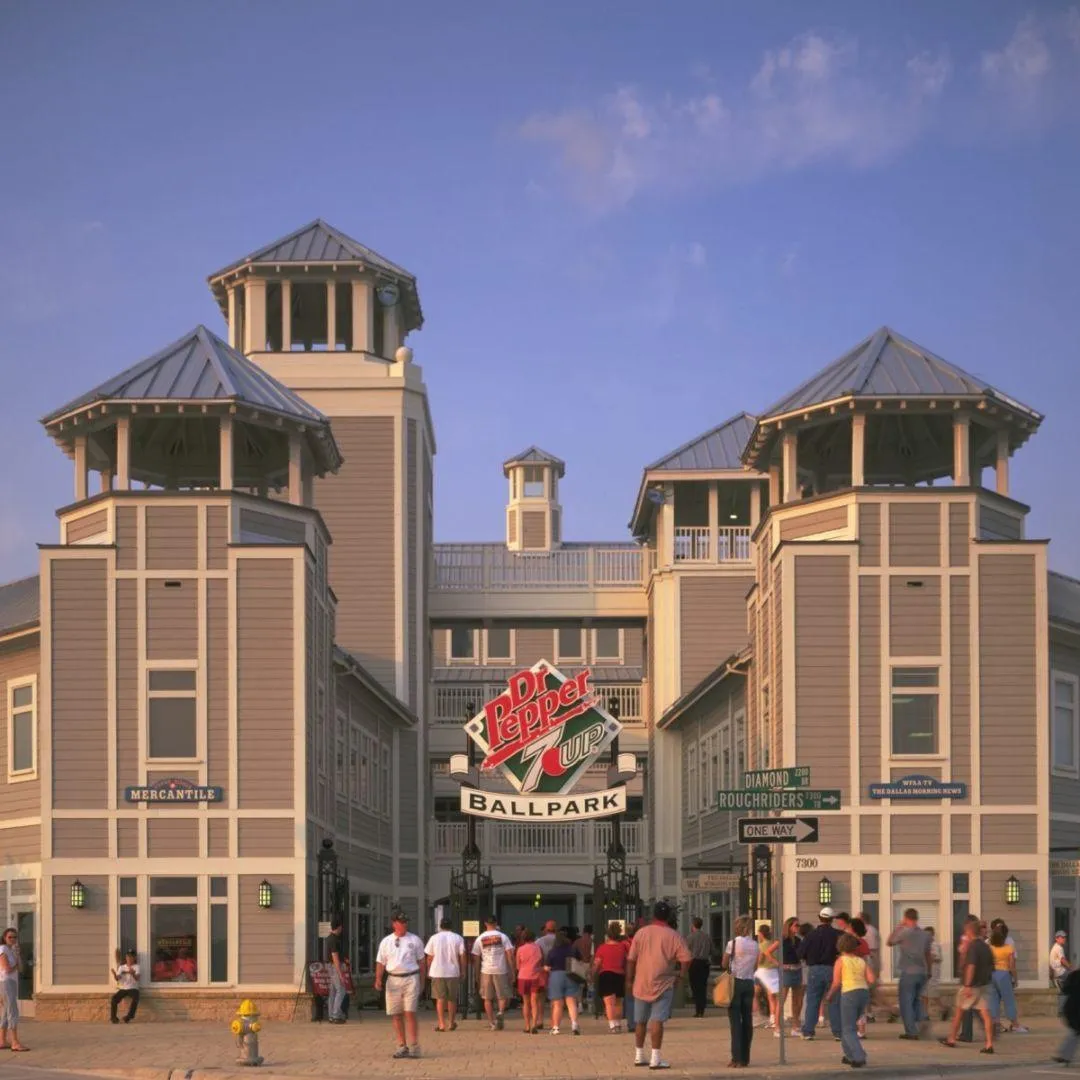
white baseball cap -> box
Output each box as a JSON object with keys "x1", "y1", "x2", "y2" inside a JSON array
[{"x1": 819, "y1": 906, "x2": 835, "y2": 919}]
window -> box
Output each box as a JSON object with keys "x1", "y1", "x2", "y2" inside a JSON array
[
  {"x1": 862, "y1": 873, "x2": 880, "y2": 896},
  {"x1": 593, "y1": 628, "x2": 622, "y2": 662},
  {"x1": 8, "y1": 678, "x2": 35, "y2": 777},
  {"x1": 148, "y1": 669, "x2": 197, "y2": 760},
  {"x1": 1053, "y1": 673, "x2": 1080, "y2": 776},
  {"x1": 119, "y1": 877, "x2": 137, "y2": 959},
  {"x1": 381, "y1": 744, "x2": 392, "y2": 817},
  {"x1": 758, "y1": 687, "x2": 770, "y2": 769},
  {"x1": 556, "y1": 624, "x2": 584, "y2": 661},
  {"x1": 449, "y1": 627, "x2": 476, "y2": 662},
  {"x1": 952, "y1": 873, "x2": 969, "y2": 895},
  {"x1": 687, "y1": 742, "x2": 699, "y2": 819},
  {"x1": 210, "y1": 878, "x2": 228, "y2": 983},
  {"x1": 523, "y1": 466, "x2": 544, "y2": 498},
  {"x1": 891, "y1": 667, "x2": 939, "y2": 756},
  {"x1": 485, "y1": 627, "x2": 512, "y2": 663},
  {"x1": 149, "y1": 877, "x2": 198, "y2": 983}
]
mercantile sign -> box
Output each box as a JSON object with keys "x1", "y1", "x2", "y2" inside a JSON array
[
  {"x1": 461, "y1": 660, "x2": 624, "y2": 821},
  {"x1": 124, "y1": 777, "x2": 224, "y2": 803}
]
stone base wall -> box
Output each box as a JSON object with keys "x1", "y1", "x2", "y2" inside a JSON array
[{"x1": 35, "y1": 992, "x2": 315, "y2": 1023}]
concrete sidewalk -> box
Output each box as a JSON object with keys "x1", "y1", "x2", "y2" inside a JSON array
[{"x1": 9, "y1": 1009, "x2": 1074, "y2": 1079}]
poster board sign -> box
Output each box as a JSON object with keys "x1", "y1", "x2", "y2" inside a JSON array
[
  {"x1": 308, "y1": 960, "x2": 354, "y2": 996},
  {"x1": 462, "y1": 920, "x2": 481, "y2": 938}
]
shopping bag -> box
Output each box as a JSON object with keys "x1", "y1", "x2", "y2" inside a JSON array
[{"x1": 713, "y1": 971, "x2": 735, "y2": 1007}]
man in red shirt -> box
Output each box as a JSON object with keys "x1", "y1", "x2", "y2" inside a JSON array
[{"x1": 625, "y1": 902, "x2": 691, "y2": 1070}]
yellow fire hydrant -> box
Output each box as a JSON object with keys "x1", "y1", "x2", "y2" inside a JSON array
[{"x1": 230, "y1": 999, "x2": 264, "y2": 1067}]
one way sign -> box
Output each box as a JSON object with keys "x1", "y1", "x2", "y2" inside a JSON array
[{"x1": 738, "y1": 817, "x2": 819, "y2": 844}]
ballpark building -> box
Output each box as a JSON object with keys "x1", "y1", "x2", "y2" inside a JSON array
[{"x1": 0, "y1": 220, "x2": 1076, "y2": 1017}]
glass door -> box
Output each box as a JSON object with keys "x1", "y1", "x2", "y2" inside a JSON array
[
  {"x1": 12, "y1": 908, "x2": 35, "y2": 1018},
  {"x1": 891, "y1": 901, "x2": 939, "y2": 981}
]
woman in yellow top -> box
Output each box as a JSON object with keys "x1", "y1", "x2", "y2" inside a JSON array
[
  {"x1": 988, "y1": 928, "x2": 1025, "y2": 1031},
  {"x1": 825, "y1": 934, "x2": 876, "y2": 1069}
]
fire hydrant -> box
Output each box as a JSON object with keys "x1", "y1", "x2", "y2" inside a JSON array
[{"x1": 230, "y1": 999, "x2": 264, "y2": 1067}]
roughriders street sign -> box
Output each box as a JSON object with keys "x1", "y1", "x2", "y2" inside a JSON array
[{"x1": 461, "y1": 661, "x2": 624, "y2": 819}]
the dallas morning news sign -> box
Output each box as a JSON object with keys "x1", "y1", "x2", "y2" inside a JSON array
[{"x1": 461, "y1": 661, "x2": 625, "y2": 821}]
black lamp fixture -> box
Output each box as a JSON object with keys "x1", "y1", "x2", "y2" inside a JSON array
[
  {"x1": 257, "y1": 879, "x2": 273, "y2": 909},
  {"x1": 70, "y1": 879, "x2": 86, "y2": 909},
  {"x1": 1004, "y1": 875, "x2": 1021, "y2": 906},
  {"x1": 818, "y1": 876, "x2": 833, "y2": 906}
]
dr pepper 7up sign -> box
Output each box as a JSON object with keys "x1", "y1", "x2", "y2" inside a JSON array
[{"x1": 464, "y1": 661, "x2": 622, "y2": 795}]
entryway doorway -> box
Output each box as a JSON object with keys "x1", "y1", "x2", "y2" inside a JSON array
[{"x1": 11, "y1": 907, "x2": 35, "y2": 1018}]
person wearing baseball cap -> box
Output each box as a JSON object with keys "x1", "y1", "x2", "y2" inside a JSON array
[
  {"x1": 374, "y1": 911, "x2": 428, "y2": 1059},
  {"x1": 797, "y1": 907, "x2": 843, "y2": 1040}
]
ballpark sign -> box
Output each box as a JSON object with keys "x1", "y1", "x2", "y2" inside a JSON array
[{"x1": 461, "y1": 661, "x2": 624, "y2": 820}]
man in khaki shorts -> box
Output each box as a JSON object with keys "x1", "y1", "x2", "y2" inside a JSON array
[
  {"x1": 375, "y1": 911, "x2": 428, "y2": 1059},
  {"x1": 472, "y1": 914, "x2": 515, "y2": 1030},
  {"x1": 425, "y1": 917, "x2": 466, "y2": 1032}
]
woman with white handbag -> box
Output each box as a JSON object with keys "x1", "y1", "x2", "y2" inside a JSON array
[{"x1": 722, "y1": 917, "x2": 760, "y2": 1069}]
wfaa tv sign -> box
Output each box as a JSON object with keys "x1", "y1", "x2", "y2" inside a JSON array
[{"x1": 461, "y1": 661, "x2": 625, "y2": 822}]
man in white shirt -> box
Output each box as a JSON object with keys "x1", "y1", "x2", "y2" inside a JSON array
[
  {"x1": 375, "y1": 911, "x2": 428, "y2": 1059},
  {"x1": 471, "y1": 914, "x2": 516, "y2": 1030},
  {"x1": 109, "y1": 949, "x2": 141, "y2": 1024},
  {"x1": 1051, "y1": 931, "x2": 1072, "y2": 989},
  {"x1": 425, "y1": 917, "x2": 466, "y2": 1032}
]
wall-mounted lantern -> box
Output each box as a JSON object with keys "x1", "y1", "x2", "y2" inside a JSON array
[
  {"x1": 258, "y1": 880, "x2": 273, "y2": 909},
  {"x1": 70, "y1": 879, "x2": 86, "y2": 909}
]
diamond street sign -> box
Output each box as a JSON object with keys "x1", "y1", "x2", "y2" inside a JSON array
[
  {"x1": 717, "y1": 789, "x2": 842, "y2": 812},
  {"x1": 738, "y1": 817, "x2": 819, "y2": 844},
  {"x1": 743, "y1": 766, "x2": 811, "y2": 791}
]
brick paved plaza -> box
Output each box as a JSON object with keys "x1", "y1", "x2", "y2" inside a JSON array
[{"x1": 10, "y1": 1008, "x2": 1073, "y2": 1079}]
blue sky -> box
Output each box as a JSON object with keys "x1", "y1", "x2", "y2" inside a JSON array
[{"x1": 1, "y1": 0, "x2": 1079, "y2": 581}]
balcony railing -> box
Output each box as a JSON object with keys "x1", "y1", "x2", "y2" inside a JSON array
[
  {"x1": 433, "y1": 683, "x2": 643, "y2": 726},
  {"x1": 433, "y1": 544, "x2": 653, "y2": 591},
  {"x1": 674, "y1": 525, "x2": 752, "y2": 563},
  {"x1": 432, "y1": 819, "x2": 645, "y2": 858}
]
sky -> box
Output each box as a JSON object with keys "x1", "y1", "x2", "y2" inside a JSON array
[{"x1": 1, "y1": 0, "x2": 1079, "y2": 582}]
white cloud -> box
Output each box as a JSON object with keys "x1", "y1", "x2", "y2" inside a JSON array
[
  {"x1": 519, "y1": 17, "x2": 1077, "y2": 211},
  {"x1": 981, "y1": 17, "x2": 1051, "y2": 82}
]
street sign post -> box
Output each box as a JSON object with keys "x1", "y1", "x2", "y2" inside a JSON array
[
  {"x1": 682, "y1": 872, "x2": 742, "y2": 892},
  {"x1": 738, "y1": 817, "x2": 819, "y2": 844},
  {"x1": 743, "y1": 766, "x2": 811, "y2": 791},
  {"x1": 717, "y1": 789, "x2": 842, "y2": 812}
]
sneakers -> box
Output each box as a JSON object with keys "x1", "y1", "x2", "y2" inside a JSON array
[
  {"x1": 489, "y1": 1022, "x2": 498, "y2": 1031},
  {"x1": 572, "y1": 1024, "x2": 581, "y2": 1036},
  {"x1": 1011, "y1": 1025, "x2": 1031, "y2": 1033},
  {"x1": 550, "y1": 1027, "x2": 560, "y2": 1035},
  {"x1": 392, "y1": 1046, "x2": 410, "y2": 1059},
  {"x1": 408, "y1": 1046, "x2": 420, "y2": 1059},
  {"x1": 496, "y1": 1012, "x2": 505, "y2": 1030},
  {"x1": 649, "y1": 1063, "x2": 671, "y2": 1071}
]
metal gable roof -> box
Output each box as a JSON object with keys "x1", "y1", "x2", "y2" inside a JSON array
[
  {"x1": 0, "y1": 575, "x2": 40, "y2": 637},
  {"x1": 646, "y1": 412, "x2": 757, "y2": 471},
  {"x1": 1051, "y1": 571, "x2": 1080, "y2": 629},
  {"x1": 42, "y1": 325, "x2": 329, "y2": 426},
  {"x1": 760, "y1": 326, "x2": 1042, "y2": 420},
  {"x1": 209, "y1": 219, "x2": 415, "y2": 281}
]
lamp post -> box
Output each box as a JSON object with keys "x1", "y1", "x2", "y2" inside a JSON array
[
  {"x1": 592, "y1": 694, "x2": 642, "y2": 1015},
  {"x1": 449, "y1": 702, "x2": 492, "y2": 1020}
]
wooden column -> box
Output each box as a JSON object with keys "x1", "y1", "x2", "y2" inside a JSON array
[
  {"x1": 352, "y1": 280, "x2": 374, "y2": 352},
  {"x1": 115, "y1": 416, "x2": 131, "y2": 490},
  {"x1": 707, "y1": 480, "x2": 719, "y2": 561},
  {"x1": 73, "y1": 435, "x2": 88, "y2": 501},
  {"x1": 768, "y1": 465, "x2": 781, "y2": 506},
  {"x1": 326, "y1": 282, "x2": 337, "y2": 352},
  {"x1": 227, "y1": 287, "x2": 239, "y2": 349},
  {"x1": 243, "y1": 279, "x2": 267, "y2": 354},
  {"x1": 953, "y1": 415, "x2": 971, "y2": 486},
  {"x1": 288, "y1": 433, "x2": 304, "y2": 506},
  {"x1": 384, "y1": 301, "x2": 402, "y2": 356},
  {"x1": 220, "y1": 417, "x2": 234, "y2": 490},
  {"x1": 851, "y1": 413, "x2": 866, "y2": 488},
  {"x1": 781, "y1": 432, "x2": 799, "y2": 503},
  {"x1": 750, "y1": 482, "x2": 762, "y2": 531},
  {"x1": 995, "y1": 428, "x2": 1010, "y2": 496},
  {"x1": 281, "y1": 280, "x2": 292, "y2": 352}
]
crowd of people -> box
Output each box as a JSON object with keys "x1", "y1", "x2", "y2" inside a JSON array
[
  {"x1": 719, "y1": 905, "x2": 1038, "y2": 1069},
  {"x1": 344, "y1": 903, "x2": 1080, "y2": 1069}
]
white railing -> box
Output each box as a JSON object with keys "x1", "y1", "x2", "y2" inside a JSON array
[
  {"x1": 432, "y1": 819, "x2": 645, "y2": 858},
  {"x1": 433, "y1": 545, "x2": 653, "y2": 591},
  {"x1": 673, "y1": 525, "x2": 752, "y2": 563},
  {"x1": 432, "y1": 683, "x2": 643, "y2": 726}
]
